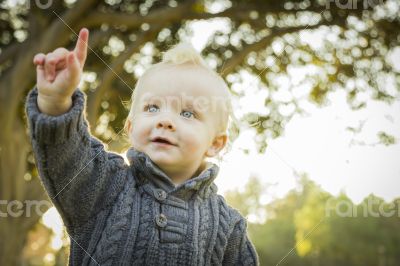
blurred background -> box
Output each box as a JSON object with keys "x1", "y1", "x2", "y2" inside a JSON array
[{"x1": 0, "y1": 0, "x2": 399, "y2": 265}]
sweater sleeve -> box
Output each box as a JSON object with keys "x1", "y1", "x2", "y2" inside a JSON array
[
  {"x1": 223, "y1": 217, "x2": 259, "y2": 266},
  {"x1": 25, "y1": 88, "x2": 127, "y2": 229}
]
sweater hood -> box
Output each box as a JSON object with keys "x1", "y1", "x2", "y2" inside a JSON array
[{"x1": 126, "y1": 147, "x2": 219, "y2": 199}]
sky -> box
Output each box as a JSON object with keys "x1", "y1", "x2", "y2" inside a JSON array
[{"x1": 215, "y1": 90, "x2": 400, "y2": 204}]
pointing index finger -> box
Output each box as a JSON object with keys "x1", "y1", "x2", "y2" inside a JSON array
[{"x1": 74, "y1": 28, "x2": 89, "y2": 67}]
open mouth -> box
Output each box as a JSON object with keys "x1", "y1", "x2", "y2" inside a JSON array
[{"x1": 152, "y1": 137, "x2": 175, "y2": 146}]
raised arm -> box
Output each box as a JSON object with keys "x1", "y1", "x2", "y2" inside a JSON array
[{"x1": 26, "y1": 29, "x2": 127, "y2": 229}]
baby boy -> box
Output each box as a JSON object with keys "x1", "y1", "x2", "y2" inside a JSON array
[{"x1": 26, "y1": 28, "x2": 259, "y2": 265}]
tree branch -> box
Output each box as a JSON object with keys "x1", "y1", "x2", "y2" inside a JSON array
[
  {"x1": 220, "y1": 22, "x2": 335, "y2": 77},
  {"x1": 76, "y1": 3, "x2": 336, "y2": 31},
  {"x1": 77, "y1": 1, "x2": 194, "y2": 29},
  {"x1": 0, "y1": 43, "x2": 22, "y2": 66}
]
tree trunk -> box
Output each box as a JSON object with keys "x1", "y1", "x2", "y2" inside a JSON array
[
  {"x1": 0, "y1": 118, "x2": 48, "y2": 265},
  {"x1": 0, "y1": 220, "x2": 30, "y2": 265}
]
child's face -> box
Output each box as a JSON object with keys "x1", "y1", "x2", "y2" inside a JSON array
[{"x1": 127, "y1": 64, "x2": 228, "y2": 174}]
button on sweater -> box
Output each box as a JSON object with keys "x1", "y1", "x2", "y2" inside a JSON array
[{"x1": 25, "y1": 88, "x2": 259, "y2": 265}]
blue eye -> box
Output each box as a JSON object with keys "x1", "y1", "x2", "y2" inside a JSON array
[
  {"x1": 146, "y1": 104, "x2": 159, "y2": 113},
  {"x1": 181, "y1": 110, "x2": 194, "y2": 119}
]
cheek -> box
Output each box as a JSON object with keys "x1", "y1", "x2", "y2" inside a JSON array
[
  {"x1": 181, "y1": 127, "x2": 210, "y2": 151},
  {"x1": 129, "y1": 119, "x2": 152, "y2": 145}
]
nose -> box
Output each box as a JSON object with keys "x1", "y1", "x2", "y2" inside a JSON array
[{"x1": 156, "y1": 118, "x2": 176, "y2": 131}]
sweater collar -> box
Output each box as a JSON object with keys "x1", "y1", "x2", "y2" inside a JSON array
[{"x1": 126, "y1": 147, "x2": 219, "y2": 198}]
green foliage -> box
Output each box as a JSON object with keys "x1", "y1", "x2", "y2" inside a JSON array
[
  {"x1": 225, "y1": 175, "x2": 400, "y2": 266},
  {"x1": 377, "y1": 131, "x2": 397, "y2": 146}
]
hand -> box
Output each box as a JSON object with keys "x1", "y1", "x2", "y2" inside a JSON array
[{"x1": 34, "y1": 28, "x2": 89, "y2": 115}]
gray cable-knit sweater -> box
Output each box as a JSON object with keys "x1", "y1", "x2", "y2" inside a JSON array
[{"x1": 26, "y1": 88, "x2": 259, "y2": 265}]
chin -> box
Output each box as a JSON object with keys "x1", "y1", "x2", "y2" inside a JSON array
[{"x1": 148, "y1": 153, "x2": 176, "y2": 166}]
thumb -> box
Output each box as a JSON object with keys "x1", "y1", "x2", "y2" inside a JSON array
[{"x1": 36, "y1": 64, "x2": 47, "y2": 87}]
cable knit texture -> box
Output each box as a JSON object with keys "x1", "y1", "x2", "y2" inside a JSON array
[{"x1": 25, "y1": 88, "x2": 259, "y2": 265}]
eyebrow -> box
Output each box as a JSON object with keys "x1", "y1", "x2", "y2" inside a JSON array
[
  {"x1": 182, "y1": 102, "x2": 204, "y2": 112},
  {"x1": 140, "y1": 96, "x2": 207, "y2": 115}
]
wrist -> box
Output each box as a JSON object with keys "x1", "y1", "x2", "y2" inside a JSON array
[{"x1": 37, "y1": 93, "x2": 72, "y2": 116}]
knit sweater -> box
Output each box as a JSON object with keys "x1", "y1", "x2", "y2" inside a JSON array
[{"x1": 25, "y1": 88, "x2": 259, "y2": 266}]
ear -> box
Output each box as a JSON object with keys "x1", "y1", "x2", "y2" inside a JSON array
[
  {"x1": 125, "y1": 119, "x2": 134, "y2": 144},
  {"x1": 126, "y1": 119, "x2": 132, "y2": 134},
  {"x1": 206, "y1": 133, "x2": 227, "y2": 157}
]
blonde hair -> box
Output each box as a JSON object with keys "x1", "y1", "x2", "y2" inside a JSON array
[
  {"x1": 163, "y1": 43, "x2": 209, "y2": 66},
  {"x1": 124, "y1": 43, "x2": 235, "y2": 159}
]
